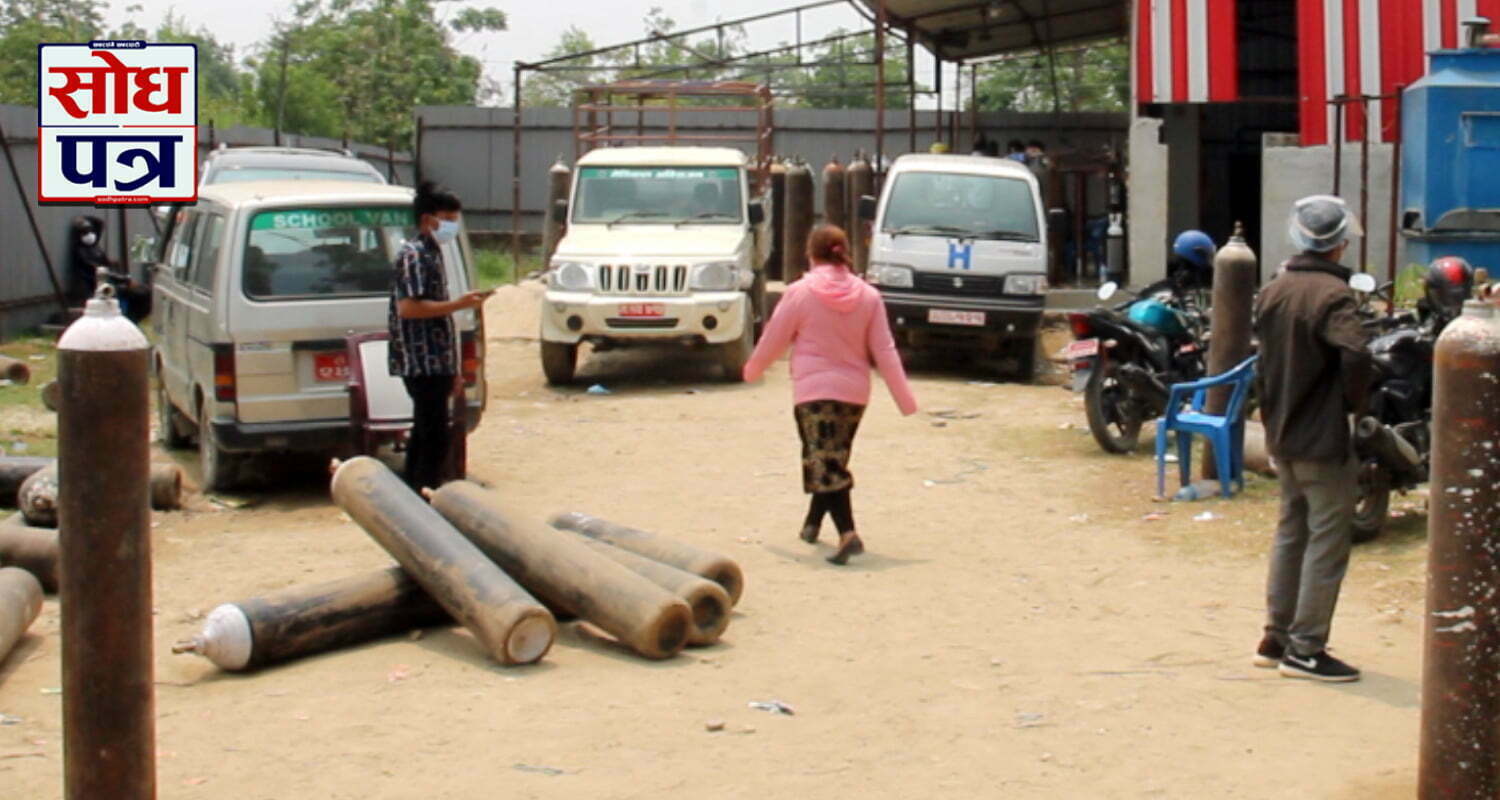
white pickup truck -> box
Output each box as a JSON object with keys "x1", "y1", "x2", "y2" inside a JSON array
[{"x1": 539, "y1": 147, "x2": 771, "y2": 385}]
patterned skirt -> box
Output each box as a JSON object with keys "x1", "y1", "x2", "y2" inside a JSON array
[{"x1": 793, "y1": 400, "x2": 867, "y2": 494}]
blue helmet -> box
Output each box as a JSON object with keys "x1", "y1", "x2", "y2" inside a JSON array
[{"x1": 1172, "y1": 230, "x2": 1217, "y2": 271}]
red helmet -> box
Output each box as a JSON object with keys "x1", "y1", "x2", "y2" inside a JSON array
[{"x1": 1426, "y1": 256, "x2": 1475, "y2": 318}]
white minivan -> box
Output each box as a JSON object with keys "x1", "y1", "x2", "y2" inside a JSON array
[
  {"x1": 862, "y1": 154, "x2": 1049, "y2": 377},
  {"x1": 150, "y1": 181, "x2": 486, "y2": 489}
]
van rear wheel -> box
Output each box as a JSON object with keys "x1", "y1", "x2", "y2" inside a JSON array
[
  {"x1": 541, "y1": 341, "x2": 577, "y2": 386},
  {"x1": 198, "y1": 405, "x2": 239, "y2": 492},
  {"x1": 157, "y1": 381, "x2": 190, "y2": 449}
]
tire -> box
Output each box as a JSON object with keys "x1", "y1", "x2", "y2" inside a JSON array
[
  {"x1": 540, "y1": 341, "x2": 577, "y2": 386},
  {"x1": 156, "y1": 380, "x2": 190, "y2": 449},
  {"x1": 1003, "y1": 338, "x2": 1036, "y2": 382},
  {"x1": 751, "y1": 272, "x2": 768, "y2": 340},
  {"x1": 718, "y1": 317, "x2": 755, "y2": 382},
  {"x1": 1084, "y1": 362, "x2": 1144, "y2": 454},
  {"x1": 1352, "y1": 458, "x2": 1391, "y2": 544},
  {"x1": 198, "y1": 403, "x2": 238, "y2": 492}
]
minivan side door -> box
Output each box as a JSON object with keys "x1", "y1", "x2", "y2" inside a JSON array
[
  {"x1": 156, "y1": 209, "x2": 200, "y2": 414},
  {"x1": 183, "y1": 210, "x2": 227, "y2": 423}
]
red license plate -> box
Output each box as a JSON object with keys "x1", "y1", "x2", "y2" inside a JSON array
[
  {"x1": 314, "y1": 352, "x2": 350, "y2": 383},
  {"x1": 619, "y1": 303, "x2": 666, "y2": 318},
  {"x1": 1066, "y1": 338, "x2": 1100, "y2": 359}
]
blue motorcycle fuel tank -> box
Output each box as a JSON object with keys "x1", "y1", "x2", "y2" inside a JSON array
[{"x1": 1126, "y1": 298, "x2": 1186, "y2": 337}]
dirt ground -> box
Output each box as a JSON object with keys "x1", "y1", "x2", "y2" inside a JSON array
[{"x1": 0, "y1": 283, "x2": 1433, "y2": 798}]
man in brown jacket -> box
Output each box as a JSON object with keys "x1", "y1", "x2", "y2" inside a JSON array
[{"x1": 1251, "y1": 195, "x2": 1373, "y2": 682}]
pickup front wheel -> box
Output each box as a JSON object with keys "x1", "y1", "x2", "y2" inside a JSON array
[
  {"x1": 718, "y1": 321, "x2": 754, "y2": 382},
  {"x1": 541, "y1": 341, "x2": 578, "y2": 386}
]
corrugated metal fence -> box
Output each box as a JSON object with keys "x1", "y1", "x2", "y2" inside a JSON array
[{"x1": 0, "y1": 103, "x2": 412, "y2": 338}]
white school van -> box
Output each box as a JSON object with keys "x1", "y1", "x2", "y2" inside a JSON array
[
  {"x1": 148, "y1": 181, "x2": 486, "y2": 489},
  {"x1": 863, "y1": 154, "x2": 1049, "y2": 377}
]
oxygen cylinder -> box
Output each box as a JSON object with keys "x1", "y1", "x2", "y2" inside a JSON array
[
  {"x1": 1419, "y1": 296, "x2": 1500, "y2": 799},
  {"x1": 172, "y1": 566, "x2": 449, "y2": 672},
  {"x1": 0, "y1": 457, "x2": 51, "y2": 505},
  {"x1": 0, "y1": 514, "x2": 57, "y2": 592},
  {"x1": 0, "y1": 566, "x2": 42, "y2": 666},
  {"x1": 846, "y1": 153, "x2": 875, "y2": 273},
  {"x1": 0, "y1": 355, "x2": 30, "y2": 385},
  {"x1": 541, "y1": 157, "x2": 571, "y2": 267},
  {"x1": 559, "y1": 530, "x2": 731, "y2": 646},
  {"x1": 821, "y1": 156, "x2": 847, "y2": 231},
  {"x1": 16, "y1": 462, "x2": 180, "y2": 527},
  {"x1": 1203, "y1": 222, "x2": 1256, "y2": 480},
  {"x1": 768, "y1": 160, "x2": 787, "y2": 281},
  {"x1": 1105, "y1": 213, "x2": 1125, "y2": 284},
  {"x1": 549, "y1": 511, "x2": 745, "y2": 606},
  {"x1": 783, "y1": 159, "x2": 814, "y2": 283}
]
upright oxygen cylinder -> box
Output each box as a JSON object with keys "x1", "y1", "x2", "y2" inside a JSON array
[
  {"x1": 1203, "y1": 222, "x2": 1256, "y2": 480},
  {"x1": 846, "y1": 152, "x2": 875, "y2": 273},
  {"x1": 541, "y1": 157, "x2": 571, "y2": 267},
  {"x1": 782, "y1": 159, "x2": 814, "y2": 283},
  {"x1": 821, "y1": 156, "x2": 847, "y2": 231},
  {"x1": 1419, "y1": 296, "x2": 1500, "y2": 799},
  {"x1": 768, "y1": 160, "x2": 788, "y2": 281}
]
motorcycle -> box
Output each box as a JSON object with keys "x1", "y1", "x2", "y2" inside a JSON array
[{"x1": 1066, "y1": 281, "x2": 1209, "y2": 454}]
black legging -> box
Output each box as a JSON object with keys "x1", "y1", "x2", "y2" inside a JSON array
[
  {"x1": 804, "y1": 489, "x2": 855, "y2": 535},
  {"x1": 402, "y1": 375, "x2": 453, "y2": 491}
]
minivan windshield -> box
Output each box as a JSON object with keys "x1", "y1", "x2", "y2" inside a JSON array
[
  {"x1": 572, "y1": 166, "x2": 742, "y2": 224},
  {"x1": 882, "y1": 172, "x2": 1039, "y2": 241},
  {"x1": 243, "y1": 206, "x2": 413, "y2": 300},
  {"x1": 213, "y1": 167, "x2": 383, "y2": 185}
]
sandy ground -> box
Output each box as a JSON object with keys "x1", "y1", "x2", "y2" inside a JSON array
[{"x1": 0, "y1": 283, "x2": 1433, "y2": 798}]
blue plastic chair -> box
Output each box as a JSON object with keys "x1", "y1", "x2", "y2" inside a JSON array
[{"x1": 1155, "y1": 355, "x2": 1259, "y2": 499}]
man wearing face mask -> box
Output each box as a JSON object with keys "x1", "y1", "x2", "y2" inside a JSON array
[
  {"x1": 69, "y1": 215, "x2": 151, "y2": 321},
  {"x1": 1250, "y1": 194, "x2": 1373, "y2": 683},
  {"x1": 388, "y1": 181, "x2": 490, "y2": 491}
]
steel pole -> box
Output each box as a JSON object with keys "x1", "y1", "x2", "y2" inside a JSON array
[
  {"x1": 1359, "y1": 96, "x2": 1371, "y2": 273},
  {"x1": 1387, "y1": 86, "x2": 1405, "y2": 288},
  {"x1": 513, "y1": 64, "x2": 524, "y2": 285},
  {"x1": 1333, "y1": 98, "x2": 1344, "y2": 195},
  {"x1": 874, "y1": 0, "x2": 886, "y2": 179}
]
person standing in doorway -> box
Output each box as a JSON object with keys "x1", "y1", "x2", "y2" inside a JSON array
[
  {"x1": 1252, "y1": 194, "x2": 1373, "y2": 682},
  {"x1": 744, "y1": 225, "x2": 919, "y2": 565},
  {"x1": 389, "y1": 181, "x2": 490, "y2": 491}
]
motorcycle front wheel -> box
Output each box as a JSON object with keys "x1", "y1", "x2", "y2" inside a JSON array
[
  {"x1": 1352, "y1": 458, "x2": 1391, "y2": 543},
  {"x1": 1084, "y1": 362, "x2": 1144, "y2": 454}
]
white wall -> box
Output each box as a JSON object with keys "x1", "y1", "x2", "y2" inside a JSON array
[
  {"x1": 1127, "y1": 117, "x2": 1168, "y2": 289},
  {"x1": 1259, "y1": 134, "x2": 1398, "y2": 283}
]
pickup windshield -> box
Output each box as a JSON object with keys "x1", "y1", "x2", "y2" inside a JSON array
[
  {"x1": 882, "y1": 172, "x2": 1039, "y2": 241},
  {"x1": 573, "y1": 166, "x2": 742, "y2": 224},
  {"x1": 242, "y1": 206, "x2": 413, "y2": 300}
]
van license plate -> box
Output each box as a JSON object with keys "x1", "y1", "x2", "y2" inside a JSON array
[
  {"x1": 619, "y1": 303, "x2": 666, "y2": 318},
  {"x1": 314, "y1": 352, "x2": 350, "y2": 383},
  {"x1": 928, "y1": 309, "x2": 985, "y2": 327}
]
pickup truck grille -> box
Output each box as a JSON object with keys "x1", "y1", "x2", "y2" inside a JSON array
[
  {"x1": 598, "y1": 264, "x2": 689, "y2": 295},
  {"x1": 914, "y1": 272, "x2": 1007, "y2": 296}
]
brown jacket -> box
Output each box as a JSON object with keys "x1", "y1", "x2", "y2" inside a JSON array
[{"x1": 1253, "y1": 254, "x2": 1373, "y2": 463}]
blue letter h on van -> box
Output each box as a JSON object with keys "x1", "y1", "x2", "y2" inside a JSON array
[{"x1": 947, "y1": 241, "x2": 973, "y2": 270}]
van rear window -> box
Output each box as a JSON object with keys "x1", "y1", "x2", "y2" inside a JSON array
[{"x1": 244, "y1": 207, "x2": 413, "y2": 300}]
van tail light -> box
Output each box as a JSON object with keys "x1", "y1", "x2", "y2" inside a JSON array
[
  {"x1": 1069, "y1": 313, "x2": 1093, "y2": 339},
  {"x1": 460, "y1": 332, "x2": 479, "y2": 387},
  {"x1": 212, "y1": 345, "x2": 236, "y2": 402}
]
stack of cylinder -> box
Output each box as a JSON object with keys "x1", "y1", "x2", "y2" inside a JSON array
[
  {"x1": 846, "y1": 152, "x2": 874, "y2": 273},
  {"x1": 782, "y1": 159, "x2": 814, "y2": 283},
  {"x1": 768, "y1": 160, "x2": 787, "y2": 281},
  {"x1": 821, "y1": 157, "x2": 846, "y2": 232},
  {"x1": 541, "y1": 158, "x2": 571, "y2": 267}
]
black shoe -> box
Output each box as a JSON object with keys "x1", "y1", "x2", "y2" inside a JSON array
[
  {"x1": 1279, "y1": 650, "x2": 1361, "y2": 682},
  {"x1": 1252, "y1": 636, "x2": 1284, "y2": 669}
]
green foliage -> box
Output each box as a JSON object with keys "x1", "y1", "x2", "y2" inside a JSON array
[
  {"x1": 972, "y1": 39, "x2": 1129, "y2": 113},
  {"x1": 1394, "y1": 263, "x2": 1427, "y2": 308},
  {"x1": 472, "y1": 248, "x2": 542, "y2": 289},
  {"x1": 0, "y1": 0, "x2": 109, "y2": 105},
  {"x1": 777, "y1": 29, "x2": 914, "y2": 110}
]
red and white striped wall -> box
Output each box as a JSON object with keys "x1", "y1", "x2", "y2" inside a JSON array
[
  {"x1": 1134, "y1": 0, "x2": 1240, "y2": 104},
  {"x1": 1299, "y1": 0, "x2": 1500, "y2": 145}
]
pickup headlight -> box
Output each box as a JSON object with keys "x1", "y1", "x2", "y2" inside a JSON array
[
  {"x1": 869, "y1": 262, "x2": 914, "y2": 289},
  {"x1": 550, "y1": 261, "x2": 594, "y2": 292},
  {"x1": 690, "y1": 261, "x2": 740, "y2": 291},
  {"x1": 1004, "y1": 274, "x2": 1048, "y2": 295}
]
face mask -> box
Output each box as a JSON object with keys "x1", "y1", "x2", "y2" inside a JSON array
[
  {"x1": 81, "y1": 233, "x2": 97, "y2": 246},
  {"x1": 433, "y1": 219, "x2": 460, "y2": 245}
]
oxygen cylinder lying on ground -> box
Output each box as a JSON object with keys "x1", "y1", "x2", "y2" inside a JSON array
[
  {"x1": 559, "y1": 530, "x2": 730, "y2": 646},
  {"x1": 0, "y1": 355, "x2": 31, "y2": 385},
  {"x1": 17, "y1": 464, "x2": 58, "y2": 527},
  {"x1": 0, "y1": 457, "x2": 51, "y2": 503},
  {"x1": 429, "y1": 482, "x2": 693, "y2": 660},
  {"x1": 172, "y1": 566, "x2": 450, "y2": 671},
  {"x1": 150, "y1": 463, "x2": 183, "y2": 510},
  {"x1": 0, "y1": 566, "x2": 43, "y2": 665},
  {"x1": 9, "y1": 461, "x2": 181, "y2": 526},
  {"x1": 0, "y1": 514, "x2": 58, "y2": 593},
  {"x1": 549, "y1": 512, "x2": 744, "y2": 606},
  {"x1": 331, "y1": 457, "x2": 555, "y2": 666}
]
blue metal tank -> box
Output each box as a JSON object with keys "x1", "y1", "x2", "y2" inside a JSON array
[{"x1": 1402, "y1": 43, "x2": 1500, "y2": 271}]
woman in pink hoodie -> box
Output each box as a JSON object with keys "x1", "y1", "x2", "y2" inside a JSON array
[{"x1": 744, "y1": 225, "x2": 918, "y2": 564}]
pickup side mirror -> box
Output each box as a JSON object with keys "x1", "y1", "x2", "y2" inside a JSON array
[
  {"x1": 857, "y1": 194, "x2": 877, "y2": 221},
  {"x1": 551, "y1": 198, "x2": 569, "y2": 223},
  {"x1": 747, "y1": 200, "x2": 765, "y2": 226}
]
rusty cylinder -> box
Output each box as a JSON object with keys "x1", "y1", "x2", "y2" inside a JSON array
[
  {"x1": 0, "y1": 514, "x2": 58, "y2": 593},
  {"x1": 150, "y1": 463, "x2": 183, "y2": 510},
  {"x1": 846, "y1": 152, "x2": 875, "y2": 273},
  {"x1": 173, "y1": 566, "x2": 449, "y2": 671},
  {"x1": 16, "y1": 461, "x2": 180, "y2": 527},
  {"x1": 768, "y1": 160, "x2": 788, "y2": 281},
  {"x1": 541, "y1": 157, "x2": 571, "y2": 267},
  {"x1": 550, "y1": 511, "x2": 745, "y2": 606},
  {"x1": 783, "y1": 159, "x2": 815, "y2": 283},
  {"x1": 0, "y1": 456, "x2": 51, "y2": 504},
  {"x1": 0, "y1": 354, "x2": 30, "y2": 385},
  {"x1": 822, "y1": 156, "x2": 847, "y2": 231},
  {"x1": 1420, "y1": 297, "x2": 1500, "y2": 799},
  {"x1": 430, "y1": 482, "x2": 693, "y2": 660},
  {"x1": 57, "y1": 284, "x2": 155, "y2": 800},
  {"x1": 1204, "y1": 223, "x2": 1255, "y2": 480},
  {"x1": 560, "y1": 530, "x2": 731, "y2": 646},
  {"x1": 0, "y1": 566, "x2": 42, "y2": 666},
  {"x1": 331, "y1": 457, "x2": 555, "y2": 666}
]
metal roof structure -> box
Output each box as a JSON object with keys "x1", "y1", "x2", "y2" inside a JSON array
[{"x1": 850, "y1": 0, "x2": 1128, "y2": 62}]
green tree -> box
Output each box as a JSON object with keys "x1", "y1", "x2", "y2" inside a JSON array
[
  {"x1": 0, "y1": 0, "x2": 109, "y2": 105},
  {"x1": 153, "y1": 11, "x2": 257, "y2": 128},
  {"x1": 972, "y1": 39, "x2": 1129, "y2": 113},
  {"x1": 781, "y1": 29, "x2": 914, "y2": 110},
  {"x1": 522, "y1": 25, "x2": 602, "y2": 108}
]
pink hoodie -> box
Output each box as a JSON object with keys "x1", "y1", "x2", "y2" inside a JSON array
[{"x1": 744, "y1": 263, "x2": 918, "y2": 415}]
